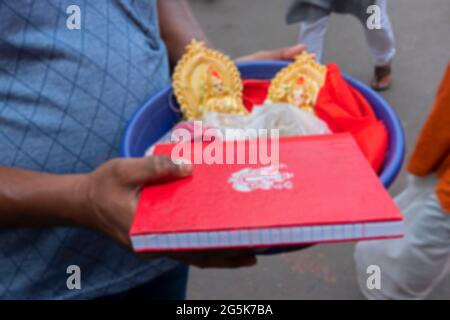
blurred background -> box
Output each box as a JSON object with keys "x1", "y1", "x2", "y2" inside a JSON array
[{"x1": 186, "y1": 0, "x2": 450, "y2": 299}]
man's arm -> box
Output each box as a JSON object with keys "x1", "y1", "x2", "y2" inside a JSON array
[
  {"x1": 158, "y1": 0, "x2": 306, "y2": 65},
  {"x1": 158, "y1": 0, "x2": 212, "y2": 65},
  {"x1": 0, "y1": 158, "x2": 256, "y2": 268},
  {"x1": 0, "y1": 157, "x2": 191, "y2": 246},
  {"x1": 0, "y1": 167, "x2": 85, "y2": 228}
]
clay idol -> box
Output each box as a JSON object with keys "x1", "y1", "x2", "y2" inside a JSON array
[
  {"x1": 267, "y1": 52, "x2": 327, "y2": 114},
  {"x1": 172, "y1": 40, "x2": 248, "y2": 120}
]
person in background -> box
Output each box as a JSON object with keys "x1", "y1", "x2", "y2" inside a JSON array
[
  {"x1": 0, "y1": 0, "x2": 305, "y2": 300},
  {"x1": 355, "y1": 63, "x2": 450, "y2": 299},
  {"x1": 286, "y1": 0, "x2": 396, "y2": 91}
]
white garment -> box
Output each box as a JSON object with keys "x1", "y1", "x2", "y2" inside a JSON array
[
  {"x1": 201, "y1": 104, "x2": 331, "y2": 139},
  {"x1": 354, "y1": 175, "x2": 450, "y2": 300},
  {"x1": 145, "y1": 104, "x2": 331, "y2": 156},
  {"x1": 298, "y1": 0, "x2": 396, "y2": 65}
]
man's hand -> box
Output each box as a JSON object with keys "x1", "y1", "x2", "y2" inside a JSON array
[
  {"x1": 236, "y1": 44, "x2": 306, "y2": 62},
  {"x1": 0, "y1": 156, "x2": 256, "y2": 269},
  {"x1": 78, "y1": 156, "x2": 257, "y2": 269},
  {"x1": 78, "y1": 156, "x2": 192, "y2": 248}
]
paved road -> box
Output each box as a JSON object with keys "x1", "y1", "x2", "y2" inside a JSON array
[{"x1": 187, "y1": 0, "x2": 450, "y2": 299}]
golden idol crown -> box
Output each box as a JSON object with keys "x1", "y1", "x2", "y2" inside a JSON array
[{"x1": 172, "y1": 40, "x2": 327, "y2": 119}]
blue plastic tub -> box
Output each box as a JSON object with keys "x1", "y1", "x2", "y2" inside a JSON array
[
  {"x1": 121, "y1": 60, "x2": 405, "y2": 255},
  {"x1": 121, "y1": 60, "x2": 405, "y2": 188}
]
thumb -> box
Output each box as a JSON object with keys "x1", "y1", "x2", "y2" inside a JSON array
[{"x1": 121, "y1": 155, "x2": 193, "y2": 186}]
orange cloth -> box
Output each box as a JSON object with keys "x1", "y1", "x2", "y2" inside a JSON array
[{"x1": 408, "y1": 64, "x2": 450, "y2": 213}]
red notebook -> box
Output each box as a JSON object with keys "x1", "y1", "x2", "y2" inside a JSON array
[{"x1": 131, "y1": 133, "x2": 403, "y2": 252}]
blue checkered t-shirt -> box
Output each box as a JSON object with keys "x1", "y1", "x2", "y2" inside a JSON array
[{"x1": 0, "y1": 0, "x2": 179, "y2": 299}]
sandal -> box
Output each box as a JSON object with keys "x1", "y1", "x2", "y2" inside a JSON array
[{"x1": 371, "y1": 63, "x2": 392, "y2": 91}]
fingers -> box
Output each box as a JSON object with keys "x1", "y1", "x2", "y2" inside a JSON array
[
  {"x1": 142, "y1": 250, "x2": 258, "y2": 269},
  {"x1": 236, "y1": 44, "x2": 306, "y2": 62},
  {"x1": 187, "y1": 255, "x2": 257, "y2": 269},
  {"x1": 119, "y1": 155, "x2": 193, "y2": 186},
  {"x1": 278, "y1": 43, "x2": 306, "y2": 60},
  {"x1": 173, "y1": 252, "x2": 257, "y2": 269}
]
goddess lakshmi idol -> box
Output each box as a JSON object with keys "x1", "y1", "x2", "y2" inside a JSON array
[
  {"x1": 172, "y1": 40, "x2": 248, "y2": 120},
  {"x1": 172, "y1": 40, "x2": 327, "y2": 119}
]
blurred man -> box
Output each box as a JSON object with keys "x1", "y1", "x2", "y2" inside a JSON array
[
  {"x1": 355, "y1": 64, "x2": 450, "y2": 299},
  {"x1": 0, "y1": 0, "x2": 304, "y2": 299},
  {"x1": 287, "y1": 0, "x2": 396, "y2": 91}
]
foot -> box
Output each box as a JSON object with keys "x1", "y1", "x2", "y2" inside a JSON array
[{"x1": 371, "y1": 63, "x2": 392, "y2": 91}]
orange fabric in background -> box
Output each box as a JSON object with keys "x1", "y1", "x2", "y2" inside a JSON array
[
  {"x1": 408, "y1": 64, "x2": 450, "y2": 213},
  {"x1": 242, "y1": 64, "x2": 388, "y2": 172}
]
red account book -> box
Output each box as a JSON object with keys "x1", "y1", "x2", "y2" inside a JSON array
[{"x1": 131, "y1": 133, "x2": 403, "y2": 252}]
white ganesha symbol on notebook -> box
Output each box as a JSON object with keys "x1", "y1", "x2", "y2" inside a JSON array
[{"x1": 228, "y1": 164, "x2": 294, "y2": 193}]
